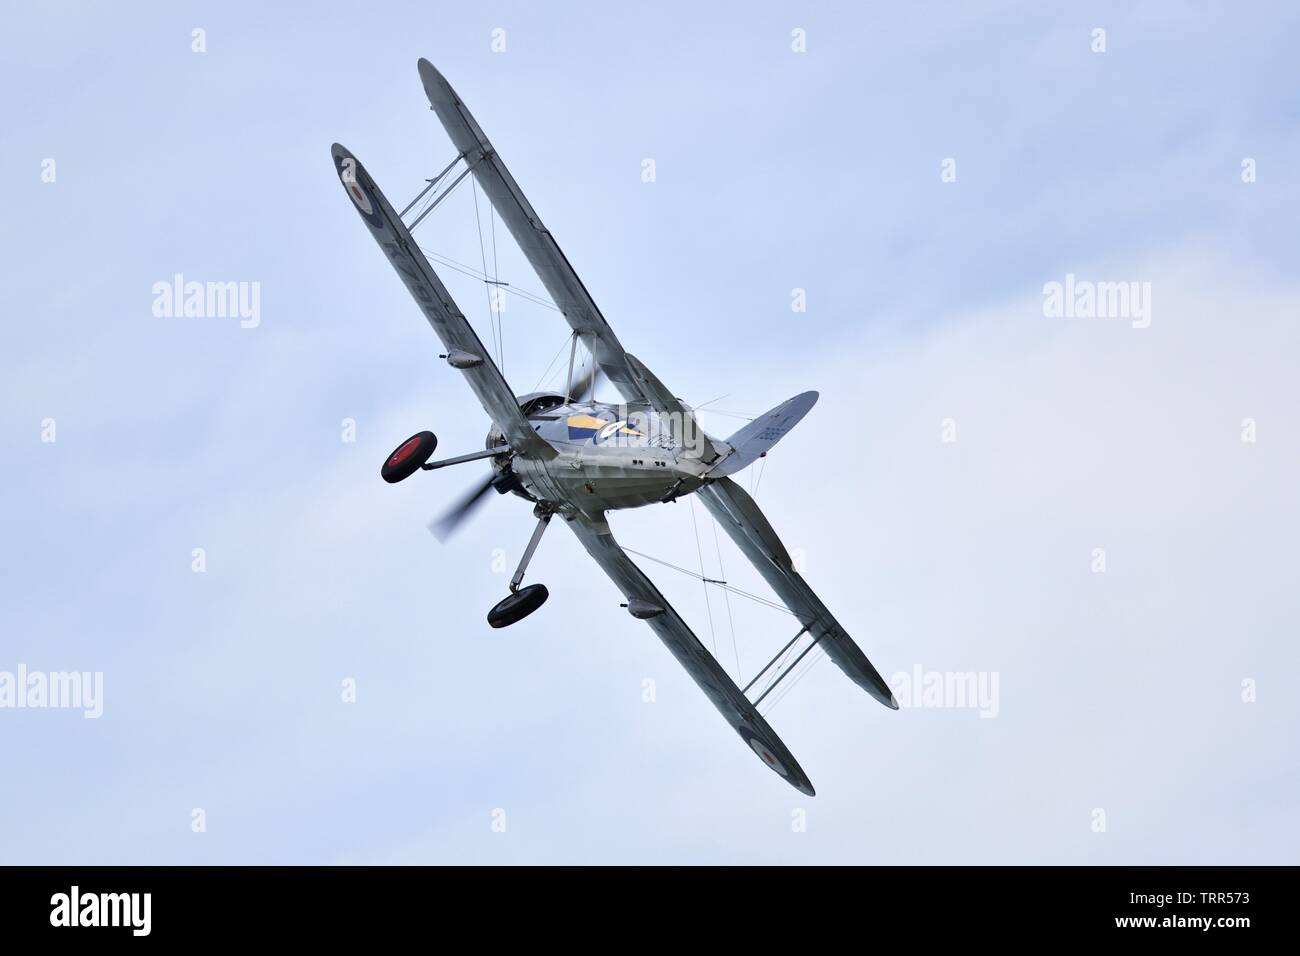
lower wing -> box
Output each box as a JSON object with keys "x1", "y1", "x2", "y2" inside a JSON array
[
  {"x1": 566, "y1": 513, "x2": 815, "y2": 795},
  {"x1": 697, "y1": 477, "x2": 898, "y2": 709}
]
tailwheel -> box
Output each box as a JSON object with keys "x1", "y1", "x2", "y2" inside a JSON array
[
  {"x1": 381, "y1": 430, "x2": 437, "y2": 483},
  {"x1": 487, "y1": 584, "x2": 549, "y2": 628}
]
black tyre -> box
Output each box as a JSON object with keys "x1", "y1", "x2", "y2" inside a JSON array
[
  {"x1": 381, "y1": 431, "x2": 437, "y2": 483},
  {"x1": 487, "y1": 584, "x2": 549, "y2": 628}
]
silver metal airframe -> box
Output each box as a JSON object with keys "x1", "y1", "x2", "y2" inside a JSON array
[{"x1": 333, "y1": 59, "x2": 897, "y2": 796}]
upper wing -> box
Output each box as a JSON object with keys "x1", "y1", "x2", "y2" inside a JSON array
[
  {"x1": 332, "y1": 143, "x2": 554, "y2": 460},
  {"x1": 417, "y1": 58, "x2": 645, "y2": 405},
  {"x1": 566, "y1": 513, "x2": 815, "y2": 795},
  {"x1": 697, "y1": 478, "x2": 898, "y2": 709}
]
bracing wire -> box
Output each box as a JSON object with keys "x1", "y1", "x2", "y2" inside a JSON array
[
  {"x1": 761, "y1": 647, "x2": 827, "y2": 715},
  {"x1": 689, "y1": 497, "x2": 719, "y2": 661},
  {"x1": 621, "y1": 547, "x2": 795, "y2": 616},
  {"x1": 469, "y1": 179, "x2": 502, "y2": 372},
  {"x1": 490, "y1": 196, "x2": 503, "y2": 373},
  {"x1": 698, "y1": 408, "x2": 758, "y2": 421},
  {"x1": 417, "y1": 247, "x2": 559, "y2": 312},
  {"x1": 712, "y1": 515, "x2": 742, "y2": 680},
  {"x1": 751, "y1": 634, "x2": 804, "y2": 704},
  {"x1": 621, "y1": 523, "x2": 817, "y2": 707},
  {"x1": 406, "y1": 162, "x2": 472, "y2": 233},
  {"x1": 403, "y1": 164, "x2": 562, "y2": 325},
  {"x1": 532, "y1": 334, "x2": 573, "y2": 393}
]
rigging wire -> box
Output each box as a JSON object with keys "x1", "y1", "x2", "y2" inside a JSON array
[
  {"x1": 581, "y1": 340, "x2": 598, "y2": 401},
  {"x1": 417, "y1": 247, "x2": 559, "y2": 312},
  {"x1": 689, "y1": 498, "x2": 719, "y2": 661},
  {"x1": 572, "y1": 348, "x2": 590, "y2": 402},
  {"x1": 711, "y1": 516, "x2": 742, "y2": 680},
  {"x1": 760, "y1": 647, "x2": 827, "y2": 715},
  {"x1": 403, "y1": 164, "x2": 560, "y2": 321},
  {"x1": 751, "y1": 631, "x2": 805, "y2": 705},
  {"x1": 621, "y1": 547, "x2": 795, "y2": 616},
  {"x1": 470, "y1": 178, "x2": 502, "y2": 372},
  {"x1": 489, "y1": 192, "x2": 503, "y2": 373},
  {"x1": 405, "y1": 161, "x2": 472, "y2": 233},
  {"x1": 404, "y1": 189, "x2": 436, "y2": 230},
  {"x1": 695, "y1": 408, "x2": 757, "y2": 422},
  {"x1": 531, "y1": 334, "x2": 573, "y2": 393},
  {"x1": 404, "y1": 166, "x2": 573, "y2": 393}
]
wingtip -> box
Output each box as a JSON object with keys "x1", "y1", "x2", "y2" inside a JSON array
[
  {"x1": 875, "y1": 683, "x2": 900, "y2": 710},
  {"x1": 417, "y1": 57, "x2": 445, "y2": 87},
  {"x1": 785, "y1": 768, "x2": 816, "y2": 797}
]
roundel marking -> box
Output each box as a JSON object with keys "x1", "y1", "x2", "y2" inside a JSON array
[
  {"x1": 335, "y1": 154, "x2": 383, "y2": 227},
  {"x1": 341, "y1": 165, "x2": 374, "y2": 216},
  {"x1": 346, "y1": 179, "x2": 373, "y2": 215},
  {"x1": 747, "y1": 737, "x2": 789, "y2": 778}
]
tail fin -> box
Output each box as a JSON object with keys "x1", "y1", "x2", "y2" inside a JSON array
[{"x1": 709, "y1": 391, "x2": 818, "y2": 477}]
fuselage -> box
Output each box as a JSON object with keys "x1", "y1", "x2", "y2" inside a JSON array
[{"x1": 488, "y1": 393, "x2": 710, "y2": 514}]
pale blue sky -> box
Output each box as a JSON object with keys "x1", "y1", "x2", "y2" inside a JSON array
[{"x1": 2, "y1": 2, "x2": 1297, "y2": 863}]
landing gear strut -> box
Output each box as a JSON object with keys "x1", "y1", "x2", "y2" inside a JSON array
[{"x1": 487, "y1": 506, "x2": 553, "y2": 628}]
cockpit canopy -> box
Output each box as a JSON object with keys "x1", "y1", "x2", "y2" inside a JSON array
[{"x1": 517, "y1": 391, "x2": 568, "y2": 417}]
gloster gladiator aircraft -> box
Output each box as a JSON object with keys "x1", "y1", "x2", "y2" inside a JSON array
[{"x1": 332, "y1": 59, "x2": 896, "y2": 794}]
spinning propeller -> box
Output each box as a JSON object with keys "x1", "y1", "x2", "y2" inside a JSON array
[
  {"x1": 428, "y1": 471, "x2": 499, "y2": 542},
  {"x1": 429, "y1": 365, "x2": 605, "y2": 540}
]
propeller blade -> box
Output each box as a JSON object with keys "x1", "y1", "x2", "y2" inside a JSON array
[
  {"x1": 428, "y1": 472, "x2": 497, "y2": 542},
  {"x1": 569, "y1": 362, "x2": 605, "y2": 403}
]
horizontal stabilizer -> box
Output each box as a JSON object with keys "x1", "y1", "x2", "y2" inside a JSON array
[{"x1": 709, "y1": 391, "x2": 818, "y2": 477}]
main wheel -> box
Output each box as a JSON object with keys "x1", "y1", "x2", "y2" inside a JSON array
[
  {"x1": 381, "y1": 431, "x2": 437, "y2": 483},
  {"x1": 487, "y1": 584, "x2": 549, "y2": 628}
]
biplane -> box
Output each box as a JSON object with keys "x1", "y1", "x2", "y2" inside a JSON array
[{"x1": 332, "y1": 59, "x2": 896, "y2": 795}]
